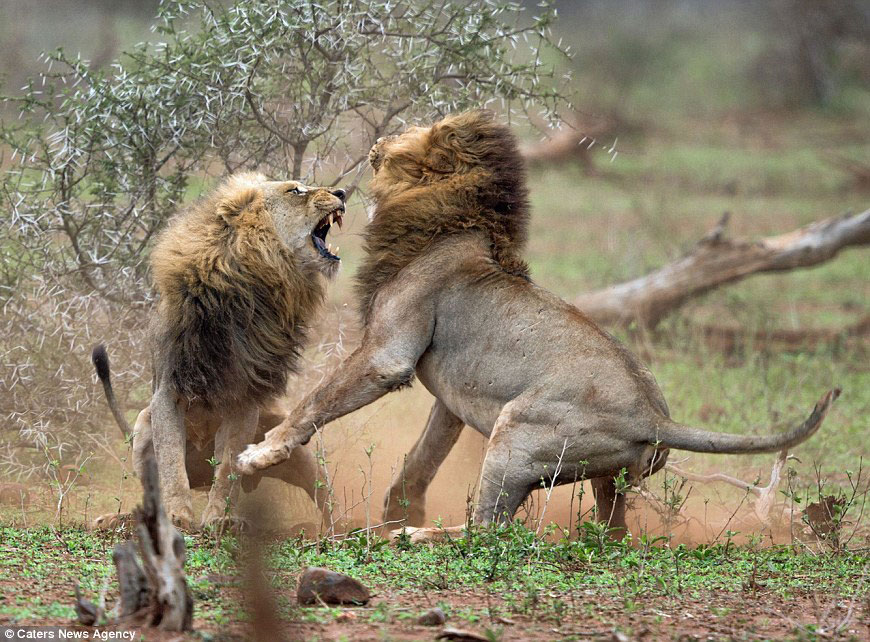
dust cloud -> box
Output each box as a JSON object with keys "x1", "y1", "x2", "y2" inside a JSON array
[{"x1": 245, "y1": 380, "x2": 801, "y2": 547}]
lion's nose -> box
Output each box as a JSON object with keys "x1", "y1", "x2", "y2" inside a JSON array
[{"x1": 331, "y1": 188, "x2": 346, "y2": 202}]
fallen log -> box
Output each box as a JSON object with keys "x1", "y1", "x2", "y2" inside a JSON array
[
  {"x1": 574, "y1": 209, "x2": 870, "y2": 329},
  {"x1": 521, "y1": 127, "x2": 597, "y2": 174},
  {"x1": 692, "y1": 314, "x2": 870, "y2": 353}
]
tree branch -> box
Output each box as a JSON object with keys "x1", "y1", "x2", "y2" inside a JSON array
[
  {"x1": 666, "y1": 450, "x2": 791, "y2": 525},
  {"x1": 573, "y1": 209, "x2": 870, "y2": 329}
]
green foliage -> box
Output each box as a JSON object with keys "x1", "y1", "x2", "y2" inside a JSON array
[
  {"x1": 0, "y1": 0, "x2": 566, "y2": 474},
  {"x1": 0, "y1": 0, "x2": 567, "y2": 303}
]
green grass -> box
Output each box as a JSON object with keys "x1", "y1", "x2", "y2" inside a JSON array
[
  {"x1": 278, "y1": 525, "x2": 867, "y2": 598},
  {"x1": 1, "y1": 523, "x2": 867, "y2": 633}
]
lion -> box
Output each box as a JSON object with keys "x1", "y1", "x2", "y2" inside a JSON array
[
  {"x1": 93, "y1": 172, "x2": 346, "y2": 531},
  {"x1": 236, "y1": 112, "x2": 839, "y2": 540}
]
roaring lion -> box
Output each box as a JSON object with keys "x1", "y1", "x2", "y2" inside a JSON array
[
  {"x1": 94, "y1": 172, "x2": 346, "y2": 530},
  {"x1": 236, "y1": 112, "x2": 839, "y2": 539}
]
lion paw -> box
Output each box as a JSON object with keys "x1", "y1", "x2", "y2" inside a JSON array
[
  {"x1": 165, "y1": 502, "x2": 195, "y2": 532},
  {"x1": 201, "y1": 513, "x2": 252, "y2": 534},
  {"x1": 389, "y1": 525, "x2": 465, "y2": 545},
  {"x1": 236, "y1": 440, "x2": 292, "y2": 475},
  {"x1": 91, "y1": 512, "x2": 134, "y2": 531}
]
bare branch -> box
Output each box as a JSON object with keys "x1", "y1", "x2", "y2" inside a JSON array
[
  {"x1": 574, "y1": 209, "x2": 870, "y2": 329},
  {"x1": 667, "y1": 450, "x2": 791, "y2": 525}
]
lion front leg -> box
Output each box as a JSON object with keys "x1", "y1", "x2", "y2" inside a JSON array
[
  {"x1": 383, "y1": 399, "x2": 464, "y2": 528},
  {"x1": 238, "y1": 283, "x2": 436, "y2": 476},
  {"x1": 237, "y1": 349, "x2": 420, "y2": 475}
]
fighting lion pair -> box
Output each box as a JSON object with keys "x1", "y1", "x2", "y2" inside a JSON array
[{"x1": 95, "y1": 111, "x2": 839, "y2": 538}]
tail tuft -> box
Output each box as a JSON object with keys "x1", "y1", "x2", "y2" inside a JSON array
[
  {"x1": 92, "y1": 344, "x2": 111, "y2": 383},
  {"x1": 654, "y1": 388, "x2": 839, "y2": 455},
  {"x1": 813, "y1": 388, "x2": 841, "y2": 417},
  {"x1": 91, "y1": 343, "x2": 132, "y2": 439}
]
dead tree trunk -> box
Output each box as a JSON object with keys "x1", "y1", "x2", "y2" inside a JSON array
[
  {"x1": 112, "y1": 455, "x2": 193, "y2": 631},
  {"x1": 573, "y1": 209, "x2": 870, "y2": 329},
  {"x1": 521, "y1": 128, "x2": 597, "y2": 174}
]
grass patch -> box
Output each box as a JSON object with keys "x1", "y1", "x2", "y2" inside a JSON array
[{"x1": 1, "y1": 523, "x2": 867, "y2": 638}]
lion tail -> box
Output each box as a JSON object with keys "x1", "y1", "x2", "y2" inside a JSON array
[
  {"x1": 91, "y1": 344, "x2": 132, "y2": 439},
  {"x1": 650, "y1": 389, "x2": 839, "y2": 454}
]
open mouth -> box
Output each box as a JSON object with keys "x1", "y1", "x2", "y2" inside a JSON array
[{"x1": 311, "y1": 206, "x2": 344, "y2": 262}]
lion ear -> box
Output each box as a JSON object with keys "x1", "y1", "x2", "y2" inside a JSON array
[
  {"x1": 216, "y1": 187, "x2": 262, "y2": 223},
  {"x1": 424, "y1": 148, "x2": 455, "y2": 175}
]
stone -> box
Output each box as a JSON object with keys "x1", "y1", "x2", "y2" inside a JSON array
[
  {"x1": 417, "y1": 607, "x2": 447, "y2": 626},
  {"x1": 296, "y1": 567, "x2": 371, "y2": 605},
  {"x1": 436, "y1": 628, "x2": 489, "y2": 641}
]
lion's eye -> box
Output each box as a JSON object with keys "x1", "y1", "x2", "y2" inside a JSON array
[{"x1": 286, "y1": 185, "x2": 307, "y2": 195}]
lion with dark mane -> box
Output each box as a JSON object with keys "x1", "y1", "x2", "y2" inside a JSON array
[
  {"x1": 94, "y1": 172, "x2": 345, "y2": 530},
  {"x1": 238, "y1": 112, "x2": 838, "y2": 540}
]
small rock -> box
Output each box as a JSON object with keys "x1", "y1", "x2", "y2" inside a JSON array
[
  {"x1": 436, "y1": 627, "x2": 489, "y2": 641},
  {"x1": 417, "y1": 607, "x2": 447, "y2": 626},
  {"x1": 296, "y1": 567, "x2": 370, "y2": 605}
]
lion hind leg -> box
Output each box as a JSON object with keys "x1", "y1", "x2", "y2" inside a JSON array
[
  {"x1": 129, "y1": 406, "x2": 154, "y2": 479},
  {"x1": 383, "y1": 398, "x2": 464, "y2": 528},
  {"x1": 389, "y1": 407, "x2": 534, "y2": 545},
  {"x1": 201, "y1": 403, "x2": 259, "y2": 530},
  {"x1": 392, "y1": 450, "x2": 532, "y2": 545},
  {"x1": 92, "y1": 408, "x2": 155, "y2": 531},
  {"x1": 470, "y1": 401, "x2": 549, "y2": 526},
  {"x1": 590, "y1": 476, "x2": 627, "y2": 540},
  {"x1": 473, "y1": 446, "x2": 538, "y2": 526}
]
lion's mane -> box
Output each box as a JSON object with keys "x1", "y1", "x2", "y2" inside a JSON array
[
  {"x1": 355, "y1": 110, "x2": 530, "y2": 319},
  {"x1": 149, "y1": 173, "x2": 324, "y2": 409}
]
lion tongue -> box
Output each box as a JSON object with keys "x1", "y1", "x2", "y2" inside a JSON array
[{"x1": 312, "y1": 234, "x2": 340, "y2": 261}]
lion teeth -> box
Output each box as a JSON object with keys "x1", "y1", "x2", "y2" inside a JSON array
[
  {"x1": 335, "y1": 246, "x2": 340, "y2": 254},
  {"x1": 327, "y1": 214, "x2": 334, "y2": 226}
]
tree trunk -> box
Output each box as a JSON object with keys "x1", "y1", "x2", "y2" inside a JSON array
[
  {"x1": 573, "y1": 209, "x2": 870, "y2": 329},
  {"x1": 112, "y1": 455, "x2": 193, "y2": 631}
]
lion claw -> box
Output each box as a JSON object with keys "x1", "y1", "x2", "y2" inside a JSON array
[{"x1": 202, "y1": 514, "x2": 252, "y2": 534}]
